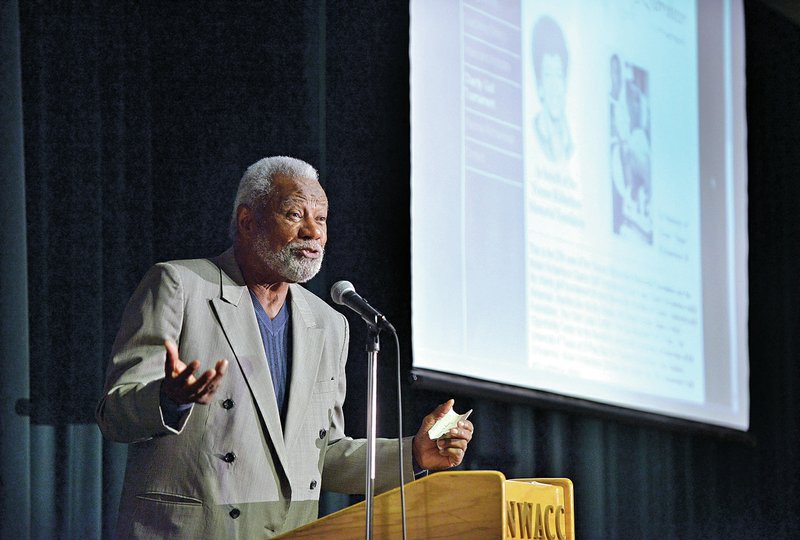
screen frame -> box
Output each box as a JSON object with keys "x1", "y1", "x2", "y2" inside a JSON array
[{"x1": 408, "y1": 0, "x2": 749, "y2": 438}]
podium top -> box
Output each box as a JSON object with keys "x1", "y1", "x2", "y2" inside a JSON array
[{"x1": 278, "y1": 471, "x2": 574, "y2": 539}]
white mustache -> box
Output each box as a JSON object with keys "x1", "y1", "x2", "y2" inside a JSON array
[{"x1": 288, "y1": 240, "x2": 324, "y2": 253}]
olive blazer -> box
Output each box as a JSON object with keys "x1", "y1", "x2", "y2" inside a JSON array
[{"x1": 96, "y1": 248, "x2": 412, "y2": 539}]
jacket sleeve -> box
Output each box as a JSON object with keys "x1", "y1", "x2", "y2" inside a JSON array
[
  {"x1": 320, "y1": 312, "x2": 414, "y2": 494},
  {"x1": 95, "y1": 262, "x2": 193, "y2": 443}
]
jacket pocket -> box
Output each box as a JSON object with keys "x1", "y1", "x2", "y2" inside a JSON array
[
  {"x1": 313, "y1": 379, "x2": 337, "y2": 394},
  {"x1": 135, "y1": 492, "x2": 203, "y2": 506}
]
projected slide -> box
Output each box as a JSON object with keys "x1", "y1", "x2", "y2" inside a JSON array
[{"x1": 410, "y1": 0, "x2": 749, "y2": 430}]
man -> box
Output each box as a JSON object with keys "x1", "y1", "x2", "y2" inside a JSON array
[{"x1": 96, "y1": 156, "x2": 474, "y2": 539}]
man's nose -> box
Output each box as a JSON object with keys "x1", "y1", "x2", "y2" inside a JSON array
[{"x1": 299, "y1": 216, "x2": 323, "y2": 240}]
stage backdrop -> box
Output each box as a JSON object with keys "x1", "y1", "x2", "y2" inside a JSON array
[{"x1": 2, "y1": 1, "x2": 799, "y2": 538}]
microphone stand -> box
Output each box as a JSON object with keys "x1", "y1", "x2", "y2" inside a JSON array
[
  {"x1": 364, "y1": 325, "x2": 380, "y2": 540},
  {"x1": 330, "y1": 282, "x2": 405, "y2": 539}
]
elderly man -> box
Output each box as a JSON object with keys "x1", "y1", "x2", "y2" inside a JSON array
[{"x1": 96, "y1": 156, "x2": 474, "y2": 538}]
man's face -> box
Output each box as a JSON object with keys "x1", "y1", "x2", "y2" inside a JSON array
[
  {"x1": 539, "y1": 53, "x2": 566, "y2": 120},
  {"x1": 250, "y1": 173, "x2": 329, "y2": 283}
]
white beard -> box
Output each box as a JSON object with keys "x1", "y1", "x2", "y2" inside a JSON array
[{"x1": 254, "y1": 237, "x2": 324, "y2": 283}]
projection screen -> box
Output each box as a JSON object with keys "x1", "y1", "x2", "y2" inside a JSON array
[{"x1": 410, "y1": 0, "x2": 749, "y2": 431}]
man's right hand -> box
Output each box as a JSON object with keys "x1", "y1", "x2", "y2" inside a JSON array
[{"x1": 162, "y1": 340, "x2": 228, "y2": 405}]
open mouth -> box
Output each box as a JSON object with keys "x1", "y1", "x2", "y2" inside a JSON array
[{"x1": 294, "y1": 247, "x2": 321, "y2": 259}]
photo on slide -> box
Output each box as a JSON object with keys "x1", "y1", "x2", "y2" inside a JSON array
[
  {"x1": 610, "y1": 55, "x2": 652, "y2": 245},
  {"x1": 524, "y1": 12, "x2": 584, "y2": 231}
]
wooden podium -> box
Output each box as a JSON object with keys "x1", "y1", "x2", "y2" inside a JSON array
[{"x1": 278, "y1": 471, "x2": 574, "y2": 539}]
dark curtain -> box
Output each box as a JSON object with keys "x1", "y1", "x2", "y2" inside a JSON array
[
  {"x1": 1, "y1": 0, "x2": 31, "y2": 538},
  {"x1": 3, "y1": 0, "x2": 798, "y2": 538},
  {"x1": 17, "y1": 1, "x2": 330, "y2": 537}
]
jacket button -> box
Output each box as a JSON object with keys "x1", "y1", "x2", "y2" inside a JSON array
[
  {"x1": 222, "y1": 399, "x2": 235, "y2": 410},
  {"x1": 223, "y1": 452, "x2": 236, "y2": 463},
  {"x1": 319, "y1": 428, "x2": 327, "y2": 439},
  {"x1": 229, "y1": 508, "x2": 241, "y2": 519},
  {"x1": 310, "y1": 480, "x2": 317, "y2": 490}
]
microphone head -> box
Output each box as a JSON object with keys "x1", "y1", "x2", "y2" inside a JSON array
[{"x1": 330, "y1": 280, "x2": 355, "y2": 305}]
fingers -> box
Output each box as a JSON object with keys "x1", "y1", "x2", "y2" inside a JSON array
[
  {"x1": 175, "y1": 360, "x2": 200, "y2": 384},
  {"x1": 435, "y1": 422, "x2": 472, "y2": 450},
  {"x1": 435, "y1": 399, "x2": 455, "y2": 417},
  {"x1": 435, "y1": 418, "x2": 473, "y2": 466},
  {"x1": 187, "y1": 360, "x2": 228, "y2": 403},
  {"x1": 455, "y1": 419, "x2": 474, "y2": 441},
  {"x1": 185, "y1": 368, "x2": 216, "y2": 399},
  {"x1": 435, "y1": 438, "x2": 468, "y2": 466},
  {"x1": 436, "y1": 439, "x2": 467, "y2": 456},
  {"x1": 419, "y1": 399, "x2": 455, "y2": 432},
  {"x1": 164, "y1": 340, "x2": 179, "y2": 378},
  {"x1": 162, "y1": 341, "x2": 229, "y2": 405},
  {"x1": 187, "y1": 361, "x2": 228, "y2": 404},
  {"x1": 215, "y1": 359, "x2": 229, "y2": 376}
]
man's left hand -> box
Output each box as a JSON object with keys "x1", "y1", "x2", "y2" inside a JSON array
[{"x1": 412, "y1": 399, "x2": 474, "y2": 471}]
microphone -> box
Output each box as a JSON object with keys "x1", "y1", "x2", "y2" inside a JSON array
[{"x1": 330, "y1": 281, "x2": 395, "y2": 332}]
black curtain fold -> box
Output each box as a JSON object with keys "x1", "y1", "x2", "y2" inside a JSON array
[
  {"x1": 1, "y1": 0, "x2": 31, "y2": 537},
  {"x1": 21, "y1": 1, "x2": 154, "y2": 426}
]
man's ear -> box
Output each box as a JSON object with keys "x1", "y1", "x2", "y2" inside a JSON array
[{"x1": 236, "y1": 205, "x2": 254, "y2": 240}]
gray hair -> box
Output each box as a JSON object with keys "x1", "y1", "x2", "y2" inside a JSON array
[{"x1": 229, "y1": 156, "x2": 319, "y2": 239}]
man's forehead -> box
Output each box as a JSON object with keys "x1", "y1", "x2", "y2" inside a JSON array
[{"x1": 271, "y1": 174, "x2": 328, "y2": 206}]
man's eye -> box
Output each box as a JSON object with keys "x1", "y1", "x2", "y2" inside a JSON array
[
  {"x1": 316, "y1": 216, "x2": 327, "y2": 223},
  {"x1": 288, "y1": 211, "x2": 302, "y2": 220}
]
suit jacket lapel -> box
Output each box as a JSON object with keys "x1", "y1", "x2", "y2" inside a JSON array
[
  {"x1": 209, "y1": 249, "x2": 289, "y2": 471},
  {"x1": 283, "y1": 284, "x2": 324, "y2": 451}
]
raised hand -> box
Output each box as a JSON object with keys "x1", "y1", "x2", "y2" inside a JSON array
[{"x1": 162, "y1": 340, "x2": 228, "y2": 405}]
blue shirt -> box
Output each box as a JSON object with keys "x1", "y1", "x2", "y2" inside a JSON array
[{"x1": 249, "y1": 290, "x2": 292, "y2": 424}]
